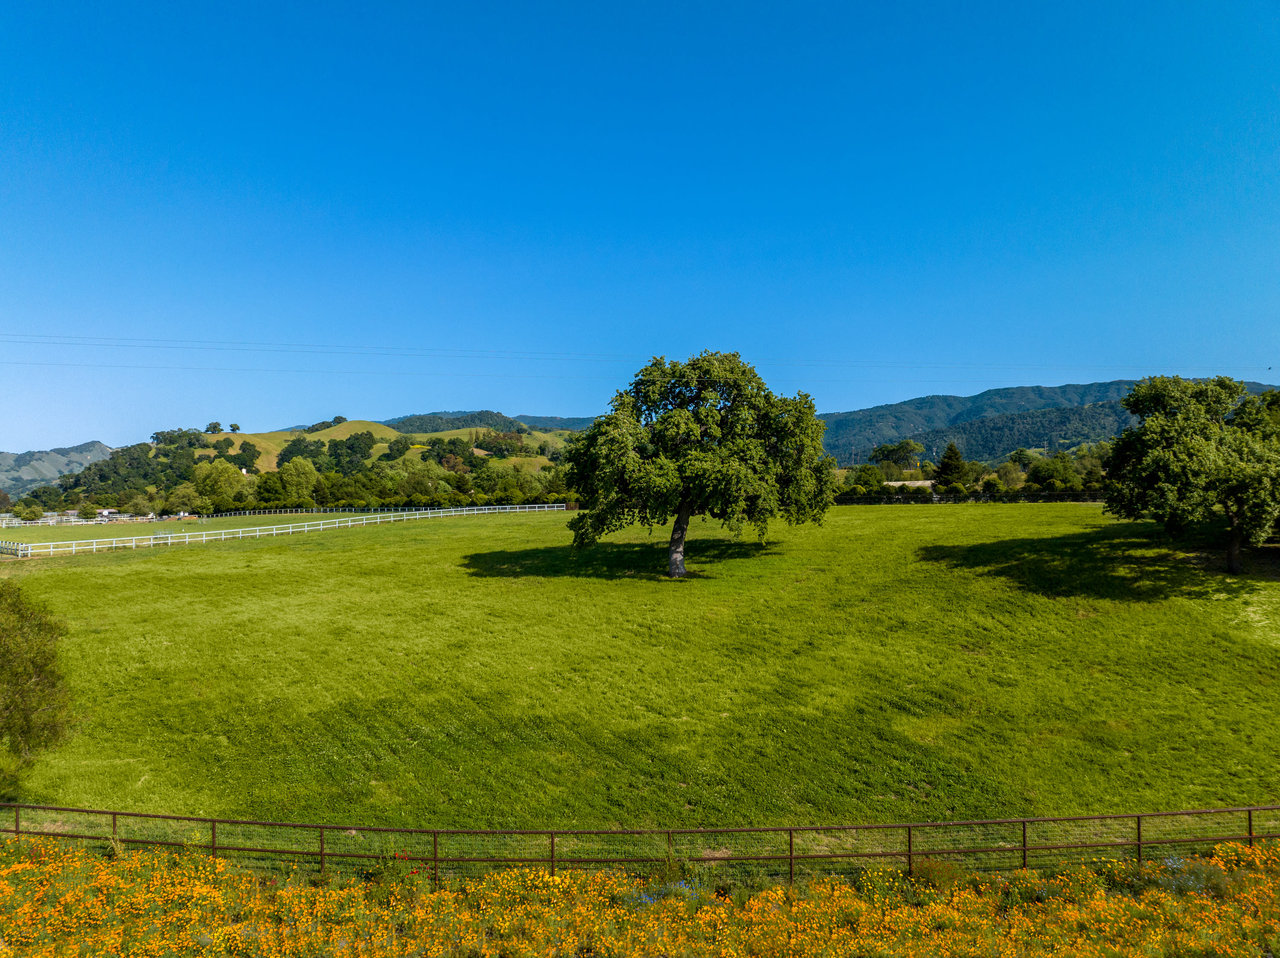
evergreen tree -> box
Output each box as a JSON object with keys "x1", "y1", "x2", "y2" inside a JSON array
[{"x1": 933, "y1": 442, "x2": 968, "y2": 487}]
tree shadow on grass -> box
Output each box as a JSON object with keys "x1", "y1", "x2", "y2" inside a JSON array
[
  {"x1": 918, "y1": 523, "x2": 1272, "y2": 603},
  {"x1": 461, "y1": 539, "x2": 775, "y2": 581}
]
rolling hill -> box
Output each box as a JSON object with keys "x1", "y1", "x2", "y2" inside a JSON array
[
  {"x1": 818, "y1": 379, "x2": 1279, "y2": 464},
  {"x1": 0, "y1": 441, "x2": 113, "y2": 497},
  {"x1": 817, "y1": 382, "x2": 1141, "y2": 463}
]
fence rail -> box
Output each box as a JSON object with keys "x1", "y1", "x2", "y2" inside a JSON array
[
  {"x1": 0, "y1": 504, "x2": 566, "y2": 559},
  {"x1": 4, "y1": 802, "x2": 1276, "y2": 882}
]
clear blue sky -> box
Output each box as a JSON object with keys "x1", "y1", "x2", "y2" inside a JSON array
[{"x1": 2, "y1": 2, "x2": 1278, "y2": 450}]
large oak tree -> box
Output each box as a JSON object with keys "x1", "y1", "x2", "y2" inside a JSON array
[
  {"x1": 1105, "y1": 376, "x2": 1280, "y2": 574},
  {"x1": 564, "y1": 351, "x2": 838, "y2": 577}
]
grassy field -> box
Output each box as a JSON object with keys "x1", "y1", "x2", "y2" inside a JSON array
[
  {"x1": 2, "y1": 504, "x2": 1277, "y2": 830},
  {"x1": 0, "y1": 512, "x2": 380, "y2": 544}
]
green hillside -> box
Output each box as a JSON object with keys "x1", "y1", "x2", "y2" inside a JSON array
[
  {"x1": 381, "y1": 410, "x2": 525, "y2": 433},
  {"x1": 905, "y1": 401, "x2": 1137, "y2": 462},
  {"x1": 818, "y1": 382, "x2": 1141, "y2": 461},
  {"x1": 4, "y1": 505, "x2": 1278, "y2": 829},
  {"x1": 820, "y1": 380, "x2": 1280, "y2": 465},
  {"x1": 0, "y1": 441, "x2": 113, "y2": 498}
]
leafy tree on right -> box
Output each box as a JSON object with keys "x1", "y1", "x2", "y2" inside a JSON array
[{"x1": 1105, "y1": 376, "x2": 1280, "y2": 574}]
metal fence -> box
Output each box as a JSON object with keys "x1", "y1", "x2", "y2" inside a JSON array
[
  {"x1": 0, "y1": 503, "x2": 566, "y2": 559},
  {"x1": 4, "y1": 802, "x2": 1275, "y2": 882}
]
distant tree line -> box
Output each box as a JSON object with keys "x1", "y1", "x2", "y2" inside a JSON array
[
  {"x1": 383, "y1": 410, "x2": 526, "y2": 434},
  {"x1": 837, "y1": 440, "x2": 1110, "y2": 501},
  {"x1": 10, "y1": 424, "x2": 568, "y2": 518}
]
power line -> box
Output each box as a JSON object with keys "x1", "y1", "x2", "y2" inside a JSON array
[{"x1": 0, "y1": 333, "x2": 1269, "y2": 374}]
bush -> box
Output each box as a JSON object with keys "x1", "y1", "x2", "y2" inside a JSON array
[{"x1": 0, "y1": 582, "x2": 70, "y2": 795}]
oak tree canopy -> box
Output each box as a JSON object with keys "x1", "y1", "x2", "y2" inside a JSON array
[{"x1": 564, "y1": 351, "x2": 838, "y2": 577}]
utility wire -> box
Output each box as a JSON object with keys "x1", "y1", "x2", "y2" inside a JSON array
[{"x1": 0, "y1": 333, "x2": 1265, "y2": 375}]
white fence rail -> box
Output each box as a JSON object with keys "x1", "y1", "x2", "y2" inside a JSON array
[
  {"x1": 0, "y1": 504, "x2": 566, "y2": 559},
  {"x1": 0, "y1": 504, "x2": 565, "y2": 528}
]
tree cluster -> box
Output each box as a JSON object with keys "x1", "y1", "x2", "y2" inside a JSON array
[{"x1": 1105, "y1": 376, "x2": 1280, "y2": 573}]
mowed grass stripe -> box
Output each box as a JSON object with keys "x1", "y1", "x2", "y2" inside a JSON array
[{"x1": 2, "y1": 505, "x2": 1277, "y2": 831}]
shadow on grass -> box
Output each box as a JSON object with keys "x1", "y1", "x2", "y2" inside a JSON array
[
  {"x1": 462, "y1": 539, "x2": 775, "y2": 581},
  {"x1": 918, "y1": 524, "x2": 1272, "y2": 602}
]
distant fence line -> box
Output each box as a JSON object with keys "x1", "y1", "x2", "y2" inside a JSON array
[
  {"x1": 837, "y1": 492, "x2": 1105, "y2": 506},
  {"x1": 0, "y1": 494, "x2": 1101, "y2": 531},
  {"x1": 0, "y1": 515, "x2": 150, "y2": 529},
  {"x1": 3, "y1": 802, "x2": 1275, "y2": 883},
  {"x1": 0, "y1": 502, "x2": 573, "y2": 529},
  {"x1": 0, "y1": 504, "x2": 566, "y2": 559}
]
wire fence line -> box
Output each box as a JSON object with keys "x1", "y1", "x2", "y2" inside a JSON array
[
  {"x1": 0, "y1": 504, "x2": 566, "y2": 559},
  {"x1": 3, "y1": 802, "x2": 1276, "y2": 883}
]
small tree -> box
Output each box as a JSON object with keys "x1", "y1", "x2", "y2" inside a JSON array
[
  {"x1": 933, "y1": 442, "x2": 968, "y2": 488},
  {"x1": 870, "y1": 439, "x2": 925, "y2": 472},
  {"x1": 165, "y1": 482, "x2": 212, "y2": 516},
  {"x1": 13, "y1": 503, "x2": 44, "y2": 522},
  {"x1": 76, "y1": 502, "x2": 98, "y2": 520},
  {"x1": 1106, "y1": 376, "x2": 1280, "y2": 573},
  {"x1": 279, "y1": 457, "x2": 320, "y2": 501},
  {"x1": 0, "y1": 582, "x2": 70, "y2": 792},
  {"x1": 564, "y1": 351, "x2": 838, "y2": 577},
  {"x1": 205, "y1": 421, "x2": 222, "y2": 434},
  {"x1": 229, "y1": 423, "x2": 240, "y2": 434},
  {"x1": 123, "y1": 494, "x2": 152, "y2": 516}
]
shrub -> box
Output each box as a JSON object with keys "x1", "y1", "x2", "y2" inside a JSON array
[{"x1": 0, "y1": 582, "x2": 70, "y2": 795}]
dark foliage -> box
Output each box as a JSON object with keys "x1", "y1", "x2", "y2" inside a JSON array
[
  {"x1": 383, "y1": 410, "x2": 525, "y2": 433},
  {"x1": 0, "y1": 582, "x2": 70, "y2": 794}
]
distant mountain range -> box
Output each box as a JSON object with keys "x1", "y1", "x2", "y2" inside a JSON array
[
  {"x1": 0, "y1": 441, "x2": 113, "y2": 497},
  {"x1": 817, "y1": 380, "x2": 1278, "y2": 465},
  {"x1": 514, "y1": 414, "x2": 599, "y2": 431},
  {"x1": 9, "y1": 379, "x2": 1278, "y2": 497}
]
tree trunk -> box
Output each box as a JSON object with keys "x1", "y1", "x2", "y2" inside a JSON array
[
  {"x1": 668, "y1": 502, "x2": 694, "y2": 578},
  {"x1": 1227, "y1": 526, "x2": 1244, "y2": 575}
]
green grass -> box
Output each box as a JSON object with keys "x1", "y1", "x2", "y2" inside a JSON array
[
  {"x1": 2, "y1": 504, "x2": 1278, "y2": 832},
  {"x1": 0, "y1": 512, "x2": 379, "y2": 544}
]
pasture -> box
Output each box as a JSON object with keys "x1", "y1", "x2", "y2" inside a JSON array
[
  {"x1": 0, "y1": 511, "x2": 377, "y2": 544},
  {"x1": 2, "y1": 504, "x2": 1277, "y2": 831}
]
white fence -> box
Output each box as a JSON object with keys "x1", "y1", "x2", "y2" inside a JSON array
[
  {"x1": 0, "y1": 504, "x2": 566, "y2": 528},
  {"x1": 0, "y1": 504, "x2": 566, "y2": 559}
]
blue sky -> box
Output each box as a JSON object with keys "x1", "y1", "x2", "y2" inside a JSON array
[{"x1": 2, "y1": 2, "x2": 1278, "y2": 450}]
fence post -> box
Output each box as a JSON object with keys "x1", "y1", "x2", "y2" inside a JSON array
[
  {"x1": 13, "y1": 806, "x2": 18, "y2": 838},
  {"x1": 906, "y1": 825, "x2": 913, "y2": 875},
  {"x1": 550, "y1": 832, "x2": 557, "y2": 876},
  {"x1": 1021, "y1": 820, "x2": 1028, "y2": 870},
  {"x1": 319, "y1": 827, "x2": 326, "y2": 872},
  {"x1": 788, "y1": 829, "x2": 795, "y2": 885},
  {"x1": 1135, "y1": 815, "x2": 1142, "y2": 863},
  {"x1": 666, "y1": 829, "x2": 673, "y2": 862},
  {"x1": 210, "y1": 820, "x2": 217, "y2": 857},
  {"x1": 1248, "y1": 809, "x2": 1254, "y2": 847},
  {"x1": 112, "y1": 812, "x2": 118, "y2": 843},
  {"x1": 433, "y1": 832, "x2": 439, "y2": 886}
]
